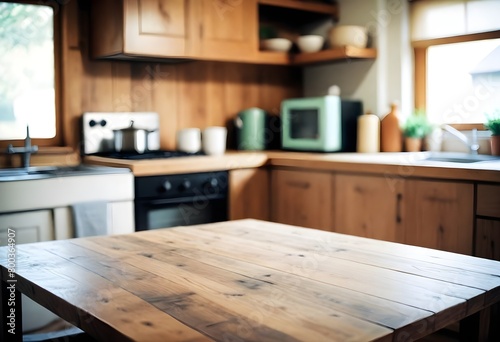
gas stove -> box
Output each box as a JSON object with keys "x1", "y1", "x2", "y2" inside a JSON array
[{"x1": 82, "y1": 112, "x2": 205, "y2": 160}]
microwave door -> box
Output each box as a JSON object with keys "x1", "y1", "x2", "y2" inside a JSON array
[{"x1": 290, "y1": 109, "x2": 319, "y2": 139}]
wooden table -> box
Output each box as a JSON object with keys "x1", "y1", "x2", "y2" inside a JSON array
[{"x1": 1, "y1": 219, "x2": 499, "y2": 342}]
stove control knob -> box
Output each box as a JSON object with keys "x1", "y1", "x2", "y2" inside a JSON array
[
  {"x1": 181, "y1": 180, "x2": 191, "y2": 191},
  {"x1": 206, "y1": 178, "x2": 218, "y2": 189},
  {"x1": 163, "y1": 180, "x2": 172, "y2": 192}
]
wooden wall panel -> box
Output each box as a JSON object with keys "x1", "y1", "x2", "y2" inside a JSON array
[{"x1": 58, "y1": 1, "x2": 302, "y2": 154}]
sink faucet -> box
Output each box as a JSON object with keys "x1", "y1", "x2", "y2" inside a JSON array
[
  {"x1": 7, "y1": 126, "x2": 39, "y2": 168},
  {"x1": 441, "y1": 124, "x2": 479, "y2": 154}
]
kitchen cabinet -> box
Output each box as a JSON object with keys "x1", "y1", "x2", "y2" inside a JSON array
[
  {"x1": 0, "y1": 210, "x2": 59, "y2": 332},
  {"x1": 333, "y1": 174, "x2": 404, "y2": 243},
  {"x1": 271, "y1": 168, "x2": 333, "y2": 231},
  {"x1": 91, "y1": 0, "x2": 258, "y2": 62},
  {"x1": 404, "y1": 180, "x2": 474, "y2": 255},
  {"x1": 229, "y1": 168, "x2": 270, "y2": 221},
  {"x1": 90, "y1": 0, "x2": 376, "y2": 65},
  {"x1": 332, "y1": 174, "x2": 474, "y2": 254},
  {"x1": 475, "y1": 184, "x2": 500, "y2": 260},
  {"x1": 0, "y1": 210, "x2": 54, "y2": 245}
]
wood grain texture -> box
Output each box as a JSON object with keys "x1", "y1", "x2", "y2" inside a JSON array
[
  {"x1": 333, "y1": 173, "x2": 405, "y2": 243},
  {"x1": 476, "y1": 219, "x2": 500, "y2": 261},
  {"x1": 404, "y1": 180, "x2": 474, "y2": 255},
  {"x1": 1, "y1": 219, "x2": 499, "y2": 342},
  {"x1": 271, "y1": 169, "x2": 333, "y2": 230},
  {"x1": 229, "y1": 168, "x2": 270, "y2": 220},
  {"x1": 477, "y1": 184, "x2": 500, "y2": 218}
]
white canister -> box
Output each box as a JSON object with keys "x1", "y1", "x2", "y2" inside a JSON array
[
  {"x1": 202, "y1": 126, "x2": 227, "y2": 155},
  {"x1": 176, "y1": 128, "x2": 201, "y2": 153},
  {"x1": 357, "y1": 112, "x2": 380, "y2": 153}
]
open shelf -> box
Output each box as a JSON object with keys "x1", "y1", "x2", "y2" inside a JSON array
[
  {"x1": 253, "y1": 46, "x2": 377, "y2": 66},
  {"x1": 292, "y1": 46, "x2": 377, "y2": 65}
]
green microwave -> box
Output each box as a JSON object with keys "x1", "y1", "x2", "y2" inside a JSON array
[{"x1": 281, "y1": 95, "x2": 362, "y2": 152}]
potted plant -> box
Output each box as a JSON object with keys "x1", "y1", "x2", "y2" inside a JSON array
[
  {"x1": 484, "y1": 110, "x2": 500, "y2": 156},
  {"x1": 402, "y1": 110, "x2": 432, "y2": 152}
]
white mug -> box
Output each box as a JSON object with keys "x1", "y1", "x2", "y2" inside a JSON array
[
  {"x1": 202, "y1": 126, "x2": 227, "y2": 155},
  {"x1": 176, "y1": 128, "x2": 201, "y2": 153}
]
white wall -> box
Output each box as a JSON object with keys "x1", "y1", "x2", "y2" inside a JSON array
[{"x1": 303, "y1": 0, "x2": 412, "y2": 119}]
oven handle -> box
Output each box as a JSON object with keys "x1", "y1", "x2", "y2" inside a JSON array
[{"x1": 138, "y1": 194, "x2": 226, "y2": 207}]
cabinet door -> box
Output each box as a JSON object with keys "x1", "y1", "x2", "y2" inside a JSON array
[
  {"x1": 476, "y1": 219, "x2": 500, "y2": 261},
  {"x1": 271, "y1": 169, "x2": 333, "y2": 231},
  {"x1": 0, "y1": 210, "x2": 58, "y2": 332},
  {"x1": 194, "y1": 0, "x2": 258, "y2": 61},
  {"x1": 0, "y1": 210, "x2": 54, "y2": 245},
  {"x1": 229, "y1": 168, "x2": 270, "y2": 221},
  {"x1": 404, "y1": 180, "x2": 474, "y2": 255},
  {"x1": 124, "y1": 0, "x2": 190, "y2": 57},
  {"x1": 333, "y1": 174, "x2": 404, "y2": 243}
]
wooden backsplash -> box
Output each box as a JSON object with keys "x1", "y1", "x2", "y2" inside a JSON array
[{"x1": 61, "y1": 1, "x2": 302, "y2": 153}]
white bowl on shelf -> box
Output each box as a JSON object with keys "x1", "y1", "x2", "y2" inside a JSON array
[
  {"x1": 261, "y1": 38, "x2": 293, "y2": 52},
  {"x1": 329, "y1": 25, "x2": 368, "y2": 48},
  {"x1": 297, "y1": 35, "x2": 324, "y2": 53}
]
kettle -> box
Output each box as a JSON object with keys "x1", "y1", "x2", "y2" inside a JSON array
[{"x1": 234, "y1": 108, "x2": 266, "y2": 150}]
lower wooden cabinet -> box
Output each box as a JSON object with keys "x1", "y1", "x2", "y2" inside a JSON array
[
  {"x1": 229, "y1": 168, "x2": 270, "y2": 221},
  {"x1": 332, "y1": 173, "x2": 474, "y2": 254},
  {"x1": 476, "y1": 219, "x2": 500, "y2": 260},
  {"x1": 271, "y1": 169, "x2": 333, "y2": 231},
  {"x1": 404, "y1": 180, "x2": 474, "y2": 255},
  {"x1": 475, "y1": 184, "x2": 500, "y2": 260},
  {"x1": 334, "y1": 174, "x2": 404, "y2": 243}
]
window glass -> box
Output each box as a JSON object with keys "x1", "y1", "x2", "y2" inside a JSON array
[
  {"x1": 426, "y1": 38, "x2": 500, "y2": 124},
  {"x1": 0, "y1": 3, "x2": 55, "y2": 140}
]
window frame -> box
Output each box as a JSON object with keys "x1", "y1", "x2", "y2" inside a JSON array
[
  {"x1": 0, "y1": 0, "x2": 63, "y2": 148},
  {"x1": 413, "y1": 30, "x2": 500, "y2": 130}
]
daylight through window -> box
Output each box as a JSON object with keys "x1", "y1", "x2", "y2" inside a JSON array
[
  {"x1": 0, "y1": 2, "x2": 55, "y2": 140},
  {"x1": 426, "y1": 38, "x2": 500, "y2": 125}
]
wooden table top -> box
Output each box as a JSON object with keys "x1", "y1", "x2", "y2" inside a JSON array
[{"x1": 1, "y1": 219, "x2": 500, "y2": 341}]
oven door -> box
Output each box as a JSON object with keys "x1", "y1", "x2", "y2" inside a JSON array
[{"x1": 135, "y1": 196, "x2": 227, "y2": 231}]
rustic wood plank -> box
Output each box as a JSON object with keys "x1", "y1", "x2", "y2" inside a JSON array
[
  {"x1": 1, "y1": 246, "x2": 208, "y2": 342},
  {"x1": 133, "y1": 228, "x2": 477, "y2": 330},
  {"x1": 72, "y1": 235, "x2": 435, "y2": 340},
  {"x1": 65, "y1": 238, "x2": 393, "y2": 342},
  {"x1": 1, "y1": 220, "x2": 499, "y2": 342}
]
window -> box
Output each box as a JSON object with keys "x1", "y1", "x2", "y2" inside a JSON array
[
  {"x1": 411, "y1": 0, "x2": 500, "y2": 126},
  {"x1": 0, "y1": 2, "x2": 56, "y2": 140},
  {"x1": 426, "y1": 38, "x2": 500, "y2": 124}
]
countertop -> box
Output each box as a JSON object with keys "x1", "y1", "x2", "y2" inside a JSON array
[
  {"x1": 84, "y1": 151, "x2": 500, "y2": 183},
  {"x1": 2, "y1": 219, "x2": 499, "y2": 341}
]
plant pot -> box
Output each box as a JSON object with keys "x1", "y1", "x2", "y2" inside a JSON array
[
  {"x1": 491, "y1": 135, "x2": 500, "y2": 156},
  {"x1": 405, "y1": 137, "x2": 422, "y2": 152}
]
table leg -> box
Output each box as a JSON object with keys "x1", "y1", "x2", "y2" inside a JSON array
[
  {"x1": 460, "y1": 306, "x2": 491, "y2": 342},
  {"x1": 0, "y1": 277, "x2": 22, "y2": 342}
]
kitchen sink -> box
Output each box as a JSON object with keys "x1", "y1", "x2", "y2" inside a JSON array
[
  {"x1": 0, "y1": 164, "x2": 130, "y2": 181},
  {"x1": 421, "y1": 152, "x2": 500, "y2": 163}
]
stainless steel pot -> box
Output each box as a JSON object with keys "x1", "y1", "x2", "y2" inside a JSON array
[{"x1": 113, "y1": 120, "x2": 156, "y2": 153}]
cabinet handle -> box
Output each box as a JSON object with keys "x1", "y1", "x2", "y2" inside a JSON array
[
  {"x1": 286, "y1": 181, "x2": 310, "y2": 189},
  {"x1": 396, "y1": 193, "x2": 402, "y2": 223}
]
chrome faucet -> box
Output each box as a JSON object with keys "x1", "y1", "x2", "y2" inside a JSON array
[
  {"x1": 7, "y1": 126, "x2": 38, "y2": 168},
  {"x1": 441, "y1": 124, "x2": 479, "y2": 154}
]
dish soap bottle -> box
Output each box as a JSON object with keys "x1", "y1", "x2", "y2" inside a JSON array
[
  {"x1": 380, "y1": 103, "x2": 402, "y2": 152},
  {"x1": 356, "y1": 111, "x2": 380, "y2": 153}
]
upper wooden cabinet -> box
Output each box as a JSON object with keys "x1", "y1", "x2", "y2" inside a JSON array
[
  {"x1": 90, "y1": 0, "x2": 376, "y2": 65},
  {"x1": 194, "y1": 0, "x2": 258, "y2": 62},
  {"x1": 91, "y1": 0, "x2": 257, "y2": 61}
]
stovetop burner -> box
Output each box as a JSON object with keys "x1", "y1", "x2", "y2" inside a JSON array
[{"x1": 90, "y1": 150, "x2": 204, "y2": 160}]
